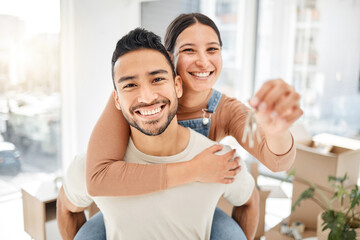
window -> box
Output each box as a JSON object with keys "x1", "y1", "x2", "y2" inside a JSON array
[
  {"x1": 0, "y1": 0, "x2": 61, "y2": 185},
  {"x1": 255, "y1": 0, "x2": 360, "y2": 138}
]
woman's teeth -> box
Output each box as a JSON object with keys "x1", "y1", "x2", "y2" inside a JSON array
[
  {"x1": 139, "y1": 107, "x2": 161, "y2": 116},
  {"x1": 192, "y1": 72, "x2": 211, "y2": 77}
]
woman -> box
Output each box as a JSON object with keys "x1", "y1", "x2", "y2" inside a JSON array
[{"x1": 83, "y1": 13, "x2": 302, "y2": 240}]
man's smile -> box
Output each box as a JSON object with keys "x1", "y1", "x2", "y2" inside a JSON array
[
  {"x1": 133, "y1": 103, "x2": 167, "y2": 119},
  {"x1": 138, "y1": 107, "x2": 162, "y2": 116}
]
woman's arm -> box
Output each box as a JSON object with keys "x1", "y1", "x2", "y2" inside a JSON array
[
  {"x1": 86, "y1": 94, "x2": 241, "y2": 197},
  {"x1": 218, "y1": 94, "x2": 297, "y2": 172}
]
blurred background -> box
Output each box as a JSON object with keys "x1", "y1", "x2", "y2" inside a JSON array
[
  {"x1": 0, "y1": 0, "x2": 359, "y2": 238},
  {"x1": 0, "y1": 0, "x2": 358, "y2": 183}
]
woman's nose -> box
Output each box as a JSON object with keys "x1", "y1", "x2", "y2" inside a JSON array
[{"x1": 195, "y1": 53, "x2": 210, "y2": 68}]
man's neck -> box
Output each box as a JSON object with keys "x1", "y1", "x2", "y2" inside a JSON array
[{"x1": 130, "y1": 117, "x2": 190, "y2": 156}]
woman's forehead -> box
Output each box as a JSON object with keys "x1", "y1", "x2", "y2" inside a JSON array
[{"x1": 176, "y1": 23, "x2": 220, "y2": 47}]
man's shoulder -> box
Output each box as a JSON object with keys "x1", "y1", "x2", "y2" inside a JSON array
[
  {"x1": 63, "y1": 153, "x2": 93, "y2": 207},
  {"x1": 189, "y1": 129, "x2": 233, "y2": 154},
  {"x1": 69, "y1": 153, "x2": 86, "y2": 171}
]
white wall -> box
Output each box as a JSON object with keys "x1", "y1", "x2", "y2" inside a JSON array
[{"x1": 60, "y1": 0, "x2": 140, "y2": 169}]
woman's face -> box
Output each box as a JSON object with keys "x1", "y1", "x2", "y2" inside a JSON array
[{"x1": 173, "y1": 23, "x2": 222, "y2": 93}]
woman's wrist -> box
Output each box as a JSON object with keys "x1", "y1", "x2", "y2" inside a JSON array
[
  {"x1": 264, "y1": 130, "x2": 293, "y2": 155},
  {"x1": 166, "y1": 161, "x2": 197, "y2": 188}
]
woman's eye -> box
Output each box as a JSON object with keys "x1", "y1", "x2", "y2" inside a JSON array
[
  {"x1": 182, "y1": 48, "x2": 194, "y2": 53},
  {"x1": 208, "y1": 47, "x2": 219, "y2": 52}
]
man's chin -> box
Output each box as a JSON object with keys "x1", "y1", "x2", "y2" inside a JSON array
[{"x1": 136, "y1": 127, "x2": 166, "y2": 136}]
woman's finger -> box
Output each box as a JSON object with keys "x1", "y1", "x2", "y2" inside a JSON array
[{"x1": 274, "y1": 91, "x2": 301, "y2": 117}]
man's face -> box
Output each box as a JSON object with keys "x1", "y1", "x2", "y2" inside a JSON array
[{"x1": 113, "y1": 49, "x2": 182, "y2": 136}]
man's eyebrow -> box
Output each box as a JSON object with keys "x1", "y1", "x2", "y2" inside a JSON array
[
  {"x1": 117, "y1": 70, "x2": 167, "y2": 83},
  {"x1": 118, "y1": 76, "x2": 136, "y2": 83},
  {"x1": 149, "y1": 69, "x2": 168, "y2": 75}
]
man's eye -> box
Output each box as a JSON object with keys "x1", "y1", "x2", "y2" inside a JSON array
[
  {"x1": 123, "y1": 83, "x2": 136, "y2": 89},
  {"x1": 153, "y1": 77, "x2": 164, "y2": 83}
]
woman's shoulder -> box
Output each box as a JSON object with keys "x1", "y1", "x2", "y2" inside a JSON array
[{"x1": 215, "y1": 90, "x2": 245, "y2": 113}]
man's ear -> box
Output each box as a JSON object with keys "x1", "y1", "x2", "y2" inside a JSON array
[
  {"x1": 112, "y1": 89, "x2": 121, "y2": 110},
  {"x1": 174, "y1": 75, "x2": 183, "y2": 98}
]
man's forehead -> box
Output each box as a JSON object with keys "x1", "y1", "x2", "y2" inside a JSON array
[{"x1": 114, "y1": 49, "x2": 171, "y2": 74}]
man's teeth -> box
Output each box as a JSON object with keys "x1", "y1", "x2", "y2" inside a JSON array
[
  {"x1": 139, "y1": 107, "x2": 161, "y2": 116},
  {"x1": 193, "y1": 72, "x2": 210, "y2": 77}
]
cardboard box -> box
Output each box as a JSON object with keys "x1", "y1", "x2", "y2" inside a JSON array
[
  {"x1": 290, "y1": 178, "x2": 355, "y2": 230},
  {"x1": 265, "y1": 216, "x2": 317, "y2": 240},
  {"x1": 290, "y1": 179, "x2": 331, "y2": 230},
  {"x1": 288, "y1": 130, "x2": 360, "y2": 230},
  {"x1": 289, "y1": 134, "x2": 360, "y2": 190}
]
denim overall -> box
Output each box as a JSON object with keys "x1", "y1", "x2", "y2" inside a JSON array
[{"x1": 178, "y1": 89, "x2": 222, "y2": 138}]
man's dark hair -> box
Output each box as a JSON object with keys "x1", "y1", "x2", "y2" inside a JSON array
[{"x1": 111, "y1": 28, "x2": 176, "y2": 89}]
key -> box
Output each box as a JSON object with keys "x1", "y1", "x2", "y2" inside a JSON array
[{"x1": 242, "y1": 106, "x2": 261, "y2": 148}]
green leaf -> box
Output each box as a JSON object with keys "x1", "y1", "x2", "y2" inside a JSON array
[
  {"x1": 342, "y1": 229, "x2": 356, "y2": 240},
  {"x1": 350, "y1": 185, "x2": 360, "y2": 212},
  {"x1": 322, "y1": 210, "x2": 357, "y2": 240},
  {"x1": 292, "y1": 187, "x2": 315, "y2": 211},
  {"x1": 328, "y1": 174, "x2": 348, "y2": 184}
]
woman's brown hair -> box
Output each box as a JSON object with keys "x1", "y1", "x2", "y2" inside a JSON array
[{"x1": 164, "y1": 13, "x2": 223, "y2": 54}]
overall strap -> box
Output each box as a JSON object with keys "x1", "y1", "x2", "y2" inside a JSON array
[{"x1": 206, "y1": 89, "x2": 222, "y2": 113}]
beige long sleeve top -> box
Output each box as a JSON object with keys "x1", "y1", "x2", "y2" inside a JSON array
[{"x1": 86, "y1": 90, "x2": 295, "y2": 197}]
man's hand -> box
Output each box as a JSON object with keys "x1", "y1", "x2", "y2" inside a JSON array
[
  {"x1": 249, "y1": 79, "x2": 303, "y2": 136},
  {"x1": 57, "y1": 187, "x2": 87, "y2": 240}
]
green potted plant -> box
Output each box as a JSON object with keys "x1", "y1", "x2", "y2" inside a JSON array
[{"x1": 291, "y1": 172, "x2": 360, "y2": 240}]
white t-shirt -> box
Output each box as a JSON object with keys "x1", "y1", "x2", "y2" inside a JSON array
[{"x1": 64, "y1": 129, "x2": 255, "y2": 240}]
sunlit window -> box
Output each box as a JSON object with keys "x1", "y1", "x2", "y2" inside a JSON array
[
  {"x1": 0, "y1": 0, "x2": 61, "y2": 183},
  {"x1": 255, "y1": 0, "x2": 360, "y2": 139}
]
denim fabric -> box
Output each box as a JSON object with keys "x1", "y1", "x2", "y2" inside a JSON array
[
  {"x1": 211, "y1": 207, "x2": 247, "y2": 240},
  {"x1": 74, "y1": 207, "x2": 246, "y2": 240},
  {"x1": 178, "y1": 117, "x2": 211, "y2": 137},
  {"x1": 178, "y1": 89, "x2": 222, "y2": 138},
  {"x1": 74, "y1": 211, "x2": 106, "y2": 240}
]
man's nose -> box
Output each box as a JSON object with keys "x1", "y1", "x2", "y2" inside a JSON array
[
  {"x1": 137, "y1": 86, "x2": 158, "y2": 103},
  {"x1": 195, "y1": 52, "x2": 210, "y2": 68}
]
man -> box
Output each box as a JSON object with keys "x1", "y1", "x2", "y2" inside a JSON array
[{"x1": 57, "y1": 28, "x2": 257, "y2": 240}]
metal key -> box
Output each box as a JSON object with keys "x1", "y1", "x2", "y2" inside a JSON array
[{"x1": 241, "y1": 106, "x2": 261, "y2": 148}]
